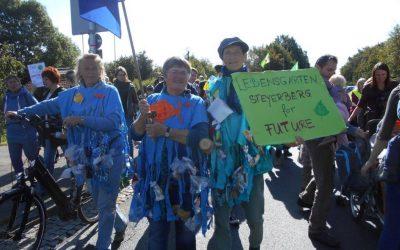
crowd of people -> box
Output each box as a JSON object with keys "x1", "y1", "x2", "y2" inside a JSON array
[{"x1": 1, "y1": 36, "x2": 400, "y2": 250}]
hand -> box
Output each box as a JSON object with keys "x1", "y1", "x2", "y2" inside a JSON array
[
  {"x1": 25, "y1": 82, "x2": 35, "y2": 93},
  {"x1": 286, "y1": 136, "x2": 304, "y2": 147},
  {"x1": 354, "y1": 128, "x2": 368, "y2": 139},
  {"x1": 361, "y1": 160, "x2": 377, "y2": 177},
  {"x1": 139, "y1": 99, "x2": 150, "y2": 117},
  {"x1": 5, "y1": 111, "x2": 18, "y2": 118},
  {"x1": 145, "y1": 122, "x2": 167, "y2": 138},
  {"x1": 63, "y1": 116, "x2": 84, "y2": 127}
]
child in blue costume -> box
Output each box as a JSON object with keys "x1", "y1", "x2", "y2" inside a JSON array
[
  {"x1": 2, "y1": 75, "x2": 38, "y2": 174},
  {"x1": 11, "y1": 54, "x2": 128, "y2": 250},
  {"x1": 207, "y1": 38, "x2": 273, "y2": 250},
  {"x1": 129, "y1": 57, "x2": 211, "y2": 250}
]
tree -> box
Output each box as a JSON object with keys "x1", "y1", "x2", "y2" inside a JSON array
[
  {"x1": 386, "y1": 25, "x2": 400, "y2": 78},
  {"x1": 0, "y1": 0, "x2": 80, "y2": 69},
  {"x1": 105, "y1": 51, "x2": 154, "y2": 82},
  {"x1": 247, "y1": 35, "x2": 309, "y2": 72},
  {"x1": 247, "y1": 42, "x2": 295, "y2": 72},
  {"x1": 187, "y1": 54, "x2": 216, "y2": 78},
  {"x1": 274, "y1": 35, "x2": 310, "y2": 69},
  {"x1": 341, "y1": 25, "x2": 400, "y2": 83}
]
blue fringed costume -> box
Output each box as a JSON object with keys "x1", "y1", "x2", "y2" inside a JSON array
[
  {"x1": 18, "y1": 81, "x2": 129, "y2": 249},
  {"x1": 129, "y1": 89, "x2": 212, "y2": 236},
  {"x1": 206, "y1": 67, "x2": 273, "y2": 250}
]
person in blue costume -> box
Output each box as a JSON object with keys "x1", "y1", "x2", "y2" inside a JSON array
[
  {"x1": 129, "y1": 57, "x2": 210, "y2": 250},
  {"x1": 7, "y1": 54, "x2": 128, "y2": 250},
  {"x1": 2, "y1": 75, "x2": 38, "y2": 174},
  {"x1": 206, "y1": 37, "x2": 273, "y2": 250}
]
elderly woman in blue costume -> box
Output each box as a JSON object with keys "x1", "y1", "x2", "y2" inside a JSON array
[
  {"x1": 129, "y1": 57, "x2": 211, "y2": 250},
  {"x1": 206, "y1": 37, "x2": 273, "y2": 250},
  {"x1": 7, "y1": 54, "x2": 128, "y2": 249}
]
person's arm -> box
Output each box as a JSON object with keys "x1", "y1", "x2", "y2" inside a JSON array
[
  {"x1": 17, "y1": 97, "x2": 60, "y2": 116},
  {"x1": 349, "y1": 87, "x2": 369, "y2": 122},
  {"x1": 168, "y1": 126, "x2": 189, "y2": 144},
  {"x1": 131, "y1": 98, "x2": 150, "y2": 140},
  {"x1": 144, "y1": 97, "x2": 209, "y2": 145},
  {"x1": 132, "y1": 113, "x2": 147, "y2": 140},
  {"x1": 348, "y1": 106, "x2": 362, "y2": 122},
  {"x1": 362, "y1": 87, "x2": 400, "y2": 174},
  {"x1": 25, "y1": 92, "x2": 38, "y2": 106}
]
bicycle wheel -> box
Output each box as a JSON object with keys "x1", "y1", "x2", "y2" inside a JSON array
[
  {"x1": 0, "y1": 191, "x2": 46, "y2": 249},
  {"x1": 349, "y1": 191, "x2": 365, "y2": 222},
  {"x1": 77, "y1": 181, "x2": 98, "y2": 224}
]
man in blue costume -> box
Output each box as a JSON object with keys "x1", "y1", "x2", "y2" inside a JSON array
[{"x1": 207, "y1": 37, "x2": 273, "y2": 250}]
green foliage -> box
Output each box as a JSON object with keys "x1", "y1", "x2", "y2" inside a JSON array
[
  {"x1": 274, "y1": 35, "x2": 310, "y2": 69},
  {"x1": 187, "y1": 55, "x2": 216, "y2": 78},
  {"x1": 341, "y1": 25, "x2": 400, "y2": 83},
  {"x1": 105, "y1": 51, "x2": 154, "y2": 82},
  {"x1": 0, "y1": 0, "x2": 80, "y2": 69},
  {"x1": 247, "y1": 35, "x2": 309, "y2": 72}
]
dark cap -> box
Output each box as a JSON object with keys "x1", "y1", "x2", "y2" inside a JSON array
[{"x1": 218, "y1": 37, "x2": 249, "y2": 59}]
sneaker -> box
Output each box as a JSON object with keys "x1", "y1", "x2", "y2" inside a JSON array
[
  {"x1": 309, "y1": 230, "x2": 340, "y2": 248},
  {"x1": 297, "y1": 197, "x2": 313, "y2": 209},
  {"x1": 113, "y1": 227, "x2": 126, "y2": 244}
]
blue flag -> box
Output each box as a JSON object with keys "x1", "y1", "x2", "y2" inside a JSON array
[{"x1": 79, "y1": 0, "x2": 121, "y2": 37}]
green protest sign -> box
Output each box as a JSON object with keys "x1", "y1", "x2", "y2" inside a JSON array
[{"x1": 231, "y1": 68, "x2": 346, "y2": 145}]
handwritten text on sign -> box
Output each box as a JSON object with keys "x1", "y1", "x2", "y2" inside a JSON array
[{"x1": 231, "y1": 69, "x2": 346, "y2": 145}]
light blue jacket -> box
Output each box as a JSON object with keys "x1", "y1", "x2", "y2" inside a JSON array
[{"x1": 18, "y1": 82, "x2": 126, "y2": 152}]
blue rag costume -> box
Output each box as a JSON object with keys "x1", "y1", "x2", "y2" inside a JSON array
[
  {"x1": 129, "y1": 89, "x2": 212, "y2": 235},
  {"x1": 18, "y1": 81, "x2": 128, "y2": 250},
  {"x1": 207, "y1": 67, "x2": 273, "y2": 206}
]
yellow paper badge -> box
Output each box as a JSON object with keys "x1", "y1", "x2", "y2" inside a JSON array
[{"x1": 73, "y1": 92, "x2": 84, "y2": 104}]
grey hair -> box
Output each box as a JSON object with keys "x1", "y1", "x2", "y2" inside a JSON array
[
  {"x1": 162, "y1": 57, "x2": 191, "y2": 76},
  {"x1": 329, "y1": 74, "x2": 347, "y2": 87},
  {"x1": 75, "y1": 54, "x2": 105, "y2": 84}
]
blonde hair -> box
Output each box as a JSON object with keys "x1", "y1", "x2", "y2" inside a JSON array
[
  {"x1": 329, "y1": 74, "x2": 347, "y2": 87},
  {"x1": 75, "y1": 54, "x2": 105, "y2": 84}
]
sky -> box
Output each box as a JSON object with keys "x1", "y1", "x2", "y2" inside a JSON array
[{"x1": 37, "y1": 0, "x2": 400, "y2": 71}]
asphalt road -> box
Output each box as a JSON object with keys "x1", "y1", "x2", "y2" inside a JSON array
[{"x1": 54, "y1": 147, "x2": 381, "y2": 250}]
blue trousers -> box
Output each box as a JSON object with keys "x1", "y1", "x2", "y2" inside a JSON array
[
  {"x1": 378, "y1": 182, "x2": 400, "y2": 250},
  {"x1": 8, "y1": 139, "x2": 38, "y2": 174},
  {"x1": 147, "y1": 218, "x2": 196, "y2": 250},
  {"x1": 91, "y1": 153, "x2": 127, "y2": 250}
]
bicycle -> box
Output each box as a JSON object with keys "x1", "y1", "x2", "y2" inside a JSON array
[
  {"x1": 348, "y1": 154, "x2": 385, "y2": 228},
  {"x1": 0, "y1": 114, "x2": 98, "y2": 249}
]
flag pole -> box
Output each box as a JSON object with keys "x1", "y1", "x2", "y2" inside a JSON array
[{"x1": 120, "y1": 0, "x2": 144, "y2": 97}]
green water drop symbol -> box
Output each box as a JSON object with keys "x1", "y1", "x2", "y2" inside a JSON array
[{"x1": 314, "y1": 100, "x2": 329, "y2": 117}]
